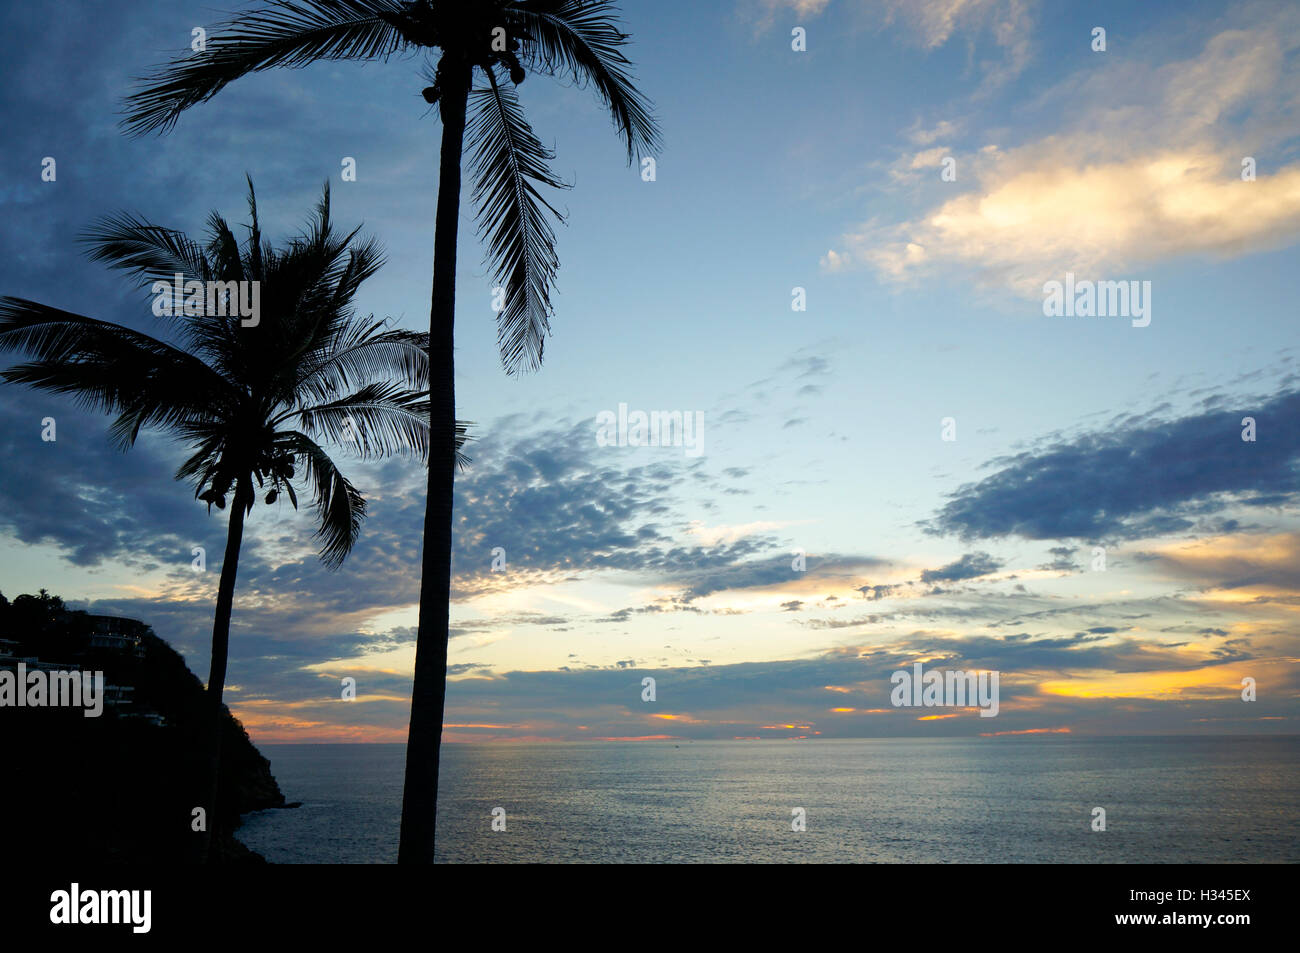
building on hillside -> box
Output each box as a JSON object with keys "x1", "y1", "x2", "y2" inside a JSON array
[
  {"x1": 103, "y1": 684, "x2": 135, "y2": 709},
  {"x1": 87, "y1": 616, "x2": 147, "y2": 658}
]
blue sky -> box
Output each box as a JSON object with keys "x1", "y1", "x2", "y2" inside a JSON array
[{"x1": 1, "y1": 0, "x2": 1298, "y2": 741}]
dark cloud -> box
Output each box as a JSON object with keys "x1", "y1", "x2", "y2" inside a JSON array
[
  {"x1": 448, "y1": 614, "x2": 572, "y2": 635},
  {"x1": 855, "y1": 583, "x2": 900, "y2": 601},
  {"x1": 597, "y1": 602, "x2": 703, "y2": 623},
  {"x1": 929, "y1": 390, "x2": 1300, "y2": 542},
  {"x1": 448, "y1": 417, "x2": 784, "y2": 598},
  {"x1": 920, "y1": 551, "x2": 1003, "y2": 583},
  {"x1": 676, "y1": 553, "x2": 888, "y2": 601},
  {"x1": 0, "y1": 388, "x2": 214, "y2": 567},
  {"x1": 1039, "y1": 546, "x2": 1079, "y2": 572}
]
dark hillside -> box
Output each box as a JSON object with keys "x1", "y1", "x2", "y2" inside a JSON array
[{"x1": 1, "y1": 590, "x2": 285, "y2": 862}]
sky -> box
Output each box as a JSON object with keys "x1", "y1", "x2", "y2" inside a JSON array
[{"x1": 1, "y1": 0, "x2": 1297, "y2": 743}]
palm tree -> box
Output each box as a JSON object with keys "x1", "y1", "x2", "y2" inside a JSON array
[
  {"x1": 120, "y1": 0, "x2": 661, "y2": 862},
  {"x1": 0, "y1": 180, "x2": 443, "y2": 861}
]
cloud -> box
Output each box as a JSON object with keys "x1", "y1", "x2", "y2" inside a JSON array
[
  {"x1": 745, "y1": 0, "x2": 832, "y2": 32},
  {"x1": 929, "y1": 390, "x2": 1300, "y2": 542},
  {"x1": 919, "y1": 551, "x2": 1003, "y2": 583},
  {"x1": 855, "y1": 583, "x2": 901, "y2": 601},
  {"x1": 744, "y1": 0, "x2": 1034, "y2": 89},
  {"x1": 908, "y1": 118, "x2": 959, "y2": 146},
  {"x1": 876, "y1": 0, "x2": 1014, "y2": 48},
  {"x1": 674, "y1": 552, "x2": 889, "y2": 602},
  {"x1": 444, "y1": 414, "x2": 896, "y2": 607},
  {"x1": 909, "y1": 147, "x2": 950, "y2": 170},
  {"x1": 1038, "y1": 546, "x2": 1079, "y2": 572},
  {"x1": 843, "y1": 152, "x2": 1300, "y2": 295},
  {"x1": 447, "y1": 416, "x2": 785, "y2": 598},
  {"x1": 877, "y1": 0, "x2": 1034, "y2": 90},
  {"x1": 597, "y1": 602, "x2": 704, "y2": 623},
  {"x1": 0, "y1": 388, "x2": 211, "y2": 568},
  {"x1": 424, "y1": 627, "x2": 1295, "y2": 741},
  {"x1": 1141, "y1": 532, "x2": 1300, "y2": 595},
  {"x1": 826, "y1": 15, "x2": 1300, "y2": 293}
]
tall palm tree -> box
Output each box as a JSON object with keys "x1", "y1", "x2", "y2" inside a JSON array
[
  {"x1": 0, "y1": 180, "x2": 444, "y2": 862},
  {"x1": 121, "y1": 0, "x2": 661, "y2": 862}
]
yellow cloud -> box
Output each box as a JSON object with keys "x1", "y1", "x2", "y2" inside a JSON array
[
  {"x1": 835, "y1": 153, "x2": 1300, "y2": 293},
  {"x1": 826, "y1": 18, "x2": 1300, "y2": 290},
  {"x1": 1143, "y1": 532, "x2": 1300, "y2": 596},
  {"x1": 1040, "y1": 666, "x2": 1253, "y2": 700}
]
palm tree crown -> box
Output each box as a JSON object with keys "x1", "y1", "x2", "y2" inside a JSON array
[
  {"x1": 123, "y1": 0, "x2": 661, "y2": 374},
  {"x1": 0, "y1": 179, "x2": 436, "y2": 565}
]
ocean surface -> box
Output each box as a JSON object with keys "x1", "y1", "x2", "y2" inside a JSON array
[{"x1": 235, "y1": 737, "x2": 1300, "y2": 863}]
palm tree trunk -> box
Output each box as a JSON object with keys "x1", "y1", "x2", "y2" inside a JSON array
[
  {"x1": 194, "y1": 475, "x2": 251, "y2": 864},
  {"x1": 399, "y1": 61, "x2": 470, "y2": 865}
]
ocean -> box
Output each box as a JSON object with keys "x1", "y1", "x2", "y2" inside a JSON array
[{"x1": 235, "y1": 736, "x2": 1300, "y2": 863}]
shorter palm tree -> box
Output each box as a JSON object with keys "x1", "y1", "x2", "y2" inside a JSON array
[{"x1": 0, "y1": 179, "x2": 455, "y2": 861}]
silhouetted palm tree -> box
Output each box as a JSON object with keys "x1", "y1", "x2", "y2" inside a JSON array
[
  {"x1": 0, "y1": 180, "x2": 446, "y2": 861},
  {"x1": 121, "y1": 0, "x2": 661, "y2": 862}
]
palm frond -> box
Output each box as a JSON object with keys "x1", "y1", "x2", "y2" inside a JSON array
[
  {"x1": 0, "y1": 297, "x2": 227, "y2": 387},
  {"x1": 452, "y1": 418, "x2": 472, "y2": 471},
  {"x1": 510, "y1": 0, "x2": 661, "y2": 162},
  {"x1": 122, "y1": 0, "x2": 412, "y2": 135},
  {"x1": 0, "y1": 299, "x2": 232, "y2": 448},
  {"x1": 79, "y1": 213, "x2": 213, "y2": 288},
  {"x1": 245, "y1": 174, "x2": 266, "y2": 282},
  {"x1": 330, "y1": 235, "x2": 387, "y2": 311},
  {"x1": 205, "y1": 211, "x2": 247, "y2": 282},
  {"x1": 279, "y1": 430, "x2": 367, "y2": 569},
  {"x1": 296, "y1": 324, "x2": 429, "y2": 404},
  {"x1": 467, "y1": 75, "x2": 568, "y2": 374},
  {"x1": 175, "y1": 430, "x2": 229, "y2": 486},
  {"x1": 286, "y1": 380, "x2": 431, "y2": 460}
]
